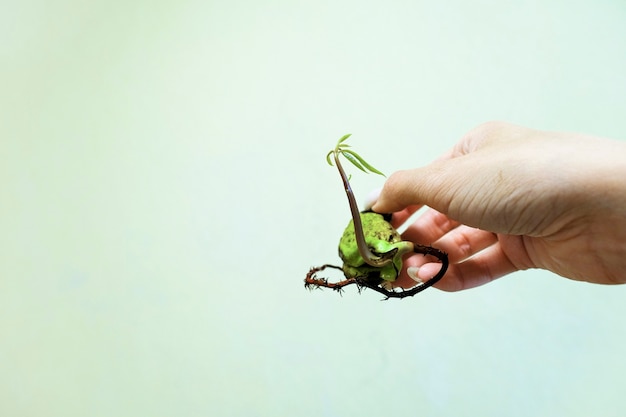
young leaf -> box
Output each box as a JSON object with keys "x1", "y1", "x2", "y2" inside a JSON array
[
  {"x1": 341, "y1": 149, "x2": 385, "y2": 177},
  {"x1": 326, "y1": 150, "x2": 335, "y2": 166},
  {"x1": 337, "y1": 133, "x2": 352, "y2": 144},
  {"x1": 341, "y1": 150, "x2": 367, "y2": 173}
]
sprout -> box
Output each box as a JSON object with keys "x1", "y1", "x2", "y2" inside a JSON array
[
  {"x1": 305, "y1": 134, "x2": 448, "y2": 299},
  {"x1": 326, "y1": 133, "x2": 386, "y2": 177},
  {"x1": 326, "y1": 134, "x2": 393, "y2": 267}
]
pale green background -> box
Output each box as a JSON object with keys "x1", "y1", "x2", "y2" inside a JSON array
[{"x1": 2, "y1": 1, "x2": 626, "y2": 416}]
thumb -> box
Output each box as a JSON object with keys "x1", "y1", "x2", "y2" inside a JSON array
[{"x1": 371, "y1": 159, "x2": 465, "y2": 216}]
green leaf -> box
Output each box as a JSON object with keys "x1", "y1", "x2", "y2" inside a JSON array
[
  {"x1": 341, "y1": 150, "x2": 367, "y2": 173},
  {"x1": 337, "y1": 133, "x2": 352, "y2": 145},
  {"x1": 326, "y1": 150, "x2": 335, "y2": 166},
  {"x1": 341, "y1": 149, "x2": 386, "y2": 177}
]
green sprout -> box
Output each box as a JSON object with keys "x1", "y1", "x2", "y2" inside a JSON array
[
  {"x1": 324, "y1": 134, "x2": 393, "y2": 268},
  {"x1": 305, "y1": 134, "x2": 448, "y2": 299},
  {"x1": 325, "y1": 133, "x2": 386, "y2": 177}
]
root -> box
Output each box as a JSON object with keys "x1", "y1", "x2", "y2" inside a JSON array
[{"x1": 304, "y1": 245, "x2": 448, "y2": 300}]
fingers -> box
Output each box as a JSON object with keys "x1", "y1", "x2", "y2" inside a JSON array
[
  {"x1": 401, "y1": 224, "x2": 496, "y2": 273},
  {"x1": 429, "y1": 225, "x2": 498, "y2": 264},
  {"x1": 371, "y1": 122, "x2": 536, "y2": 291},
  {"x1": 388, "y1": 205, "x2": 423, "y2": 229},
  {"x1": 371, "y1": 156, "x2": 472, "y2": 217},
  {"x1": 368, "y1": 131, "x2": 473, "y2": 215},
  {"x1": 370, "y1": 121, "x2": 528, "y2": 216},
  {"x1": 412, "y1": 242, "x2": 519, "y2": 291},
  {"x1": 363, "y1": 188, "x2": 382, "y2": 211},
  {"x1": 398, "y1": 209, "x2": 496, "y2": 264},
  {"x1": 393, "y1": 209, "x2": 518, "y2": 291},
  {"x1": 364, "y1": 189, "x2": 424, "y2": 229},
  {"x1": 370, "y1": 166, "x2": 443, "y2": 214},
  {"x1": 401, "y1": 209, "x2": 462, "y2": 246}
]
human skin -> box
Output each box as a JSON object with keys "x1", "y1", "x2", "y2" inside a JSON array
[{"x1": 369, "y1": 121, "x2": 626, "y2": 291}]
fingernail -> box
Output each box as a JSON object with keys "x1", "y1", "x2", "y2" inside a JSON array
[
  {"x1": 363, "y1": 188, "x2": 381, "y2": 210},
  {"x1": 407, "y1": 266, "x2": 423, "y2": 283}
]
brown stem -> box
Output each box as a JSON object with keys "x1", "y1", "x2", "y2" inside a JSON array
[{"x1": 333, "y1": 152, "x2": 394, "y2": 267}]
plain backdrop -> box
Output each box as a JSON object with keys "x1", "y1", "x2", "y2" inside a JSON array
[{"x1": 2, "y1": 1, "x2": 626, "y2": 416}]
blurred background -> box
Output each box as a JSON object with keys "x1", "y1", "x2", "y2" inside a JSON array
[{"x1": 2, "y1": 0, "x2": 626, "y2": 416}]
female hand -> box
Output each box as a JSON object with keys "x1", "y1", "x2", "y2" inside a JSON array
[{"x1": 370, "y1": 122, "x2": 626, "y2": 291}]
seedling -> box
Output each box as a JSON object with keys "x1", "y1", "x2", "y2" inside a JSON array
[{"x1": 305, "y1": 134, "x2": 448, "y2": 299}]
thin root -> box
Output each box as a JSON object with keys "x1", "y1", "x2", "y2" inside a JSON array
[{"x1": 304, "y1": 245, "x2": 449, "y2": 300}]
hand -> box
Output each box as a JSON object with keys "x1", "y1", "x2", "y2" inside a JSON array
[{"x1": 370, "y1": 121, "x2": 626, "y2": 291}]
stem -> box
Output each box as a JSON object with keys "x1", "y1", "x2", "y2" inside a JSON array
[{"x1": 333, "y1": 151, "x2": 393, "y2": 267}]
